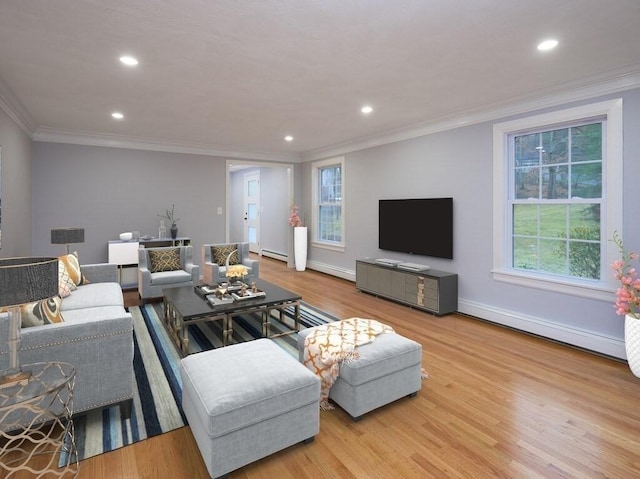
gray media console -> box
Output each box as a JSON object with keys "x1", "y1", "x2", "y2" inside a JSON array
[{"x1": 355, "y1": 259, "x2": 458, "y2": 316}]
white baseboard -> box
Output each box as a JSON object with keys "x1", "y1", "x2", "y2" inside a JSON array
[
  {"x1": 458, "y1": 299, "x2": 626, "y2": 360},
  {"x1": 306, "y1": 260, "x2": 356, "y2": 282},
  {"x1": 260, "y1": 249, "x2": 288, "y2": 262}
]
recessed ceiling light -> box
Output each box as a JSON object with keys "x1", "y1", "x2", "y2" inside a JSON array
[
  {"x1": 111, "y1": 112, "x2": 124, "y2": 120},
  {"x1": 537, "y1": 39, "x2": 558, "y2": 51},
  {"x1": 119, "y1": 56, "x2": 139, "y2": 66},
  {"x1": 284, "y1": 135, "x2": 294, "y2": 142},
  {"x1": 361, "y1": 105, "x2": 373, "y2": 114}
]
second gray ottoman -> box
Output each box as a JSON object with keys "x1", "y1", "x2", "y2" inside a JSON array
[
  {"x1": 298, "y1": 324, "x2": 423, "y2": 420},
  {"x1": 181, "y1": 339, "x2": 320, "y2": 479}
]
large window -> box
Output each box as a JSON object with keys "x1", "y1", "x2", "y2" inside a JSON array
[
  {"x1": 493, "y1": 99, "x2": 622, "y2": 299},
  {"x1": 312, "y1": 156, "x2": 345, "y2": 250}
]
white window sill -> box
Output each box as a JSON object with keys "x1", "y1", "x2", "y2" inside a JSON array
[{"x1": 311, "y1": 241, "x2": 345, "y2": 253}]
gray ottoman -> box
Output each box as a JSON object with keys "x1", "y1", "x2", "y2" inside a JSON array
[
  {"x1": 180, "y1": 339, "x2": 320, "y2": 479},
  {"x1": 298, "y1": 324, "x2": 423, "y2": 420}
]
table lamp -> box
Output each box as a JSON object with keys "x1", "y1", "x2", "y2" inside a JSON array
[
  {"x1": 0, "y1": 257, "x2": 59, "y2": 388},
  {"x1": 51, "y1": 228, "x2": 85, "y2": 254}
]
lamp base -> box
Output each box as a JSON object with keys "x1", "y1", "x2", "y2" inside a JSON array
[{"x1": 0, "y1": 369, "x2": 32, "y2": 389}]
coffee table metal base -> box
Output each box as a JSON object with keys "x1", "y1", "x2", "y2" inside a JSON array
[
  {"x1": 164, "y1": 301, "x2": 233, "y2": 355},
  {"x1": 163, "y1": 293, "x2": 300, "y2": 356}
]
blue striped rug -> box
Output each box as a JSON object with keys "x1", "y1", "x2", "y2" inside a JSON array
[{"x1": 60, "y1": 301, "x2": 337, "y2": 465}]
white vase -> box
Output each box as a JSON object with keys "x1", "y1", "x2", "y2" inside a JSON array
[
  {"x1": 294, "y1": 226, "x2": 308, "y2": 271},
  {"x1": 625, "y1": 314, "x2": 640, "y2": 378}
]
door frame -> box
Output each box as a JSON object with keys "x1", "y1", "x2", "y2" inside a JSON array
[{"x1": 225, "y1": 159, "x2": 295, "y2": 256}]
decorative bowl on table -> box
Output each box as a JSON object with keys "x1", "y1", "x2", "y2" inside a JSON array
[{"x1": 119, "y1": 232, "x2": 133, "y2": 241}]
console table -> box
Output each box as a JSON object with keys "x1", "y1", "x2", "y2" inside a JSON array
[
  {"x1": 355, "y1": 259, "x2": 458, "y2": 315},
  {"x1": 108, "y1": 237, "x2": 191, "y2": 288}
]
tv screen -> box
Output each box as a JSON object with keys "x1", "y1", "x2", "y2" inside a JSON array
[{"x1": 379, "y1": 198, "x2": 453, "y2": 259}]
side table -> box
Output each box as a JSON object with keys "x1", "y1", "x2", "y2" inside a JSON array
[{"x1": 0, "y1": 362, "x2": 78, "y2": 478}]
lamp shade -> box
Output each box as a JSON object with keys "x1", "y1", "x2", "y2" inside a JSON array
[
  {"x1": 51, "y1": 228, "x2": 85, "y2": 245},
  {"x1": 0, "y1": 257, "x2": 59, "y2": 308}
]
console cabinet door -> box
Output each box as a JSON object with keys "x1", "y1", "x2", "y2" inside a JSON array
[{"x1": 356, "y1": 260, "x2": 457, "y2": 315}]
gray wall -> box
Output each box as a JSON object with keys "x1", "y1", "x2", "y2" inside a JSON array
[
  {"x1": 301, "y1": 88, "x2": 640, "y2": 356},
  {"x1": 31, "y1": 143, "x2": 229, "y2": 264},
  {"x1": 0, "y1": 108, "x2": 32, "y2": 257}
]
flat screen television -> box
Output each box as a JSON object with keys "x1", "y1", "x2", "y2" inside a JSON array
[{"x1": 379, "y1": 197, "x2": 453, "y2": 259}]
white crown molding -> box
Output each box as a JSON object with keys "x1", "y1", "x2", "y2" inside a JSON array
[
  {"x1": 32, "y1": 127, "x2": 302, "y2": 163},
  {"x1": 0, "y1": 75, "x2": 37, "y2": 135},
  {"x1": 302, "y1": 65, "x2": 640, "y2": 162}
]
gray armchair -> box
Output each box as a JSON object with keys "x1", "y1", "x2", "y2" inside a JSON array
[
  {"x1": 138, "y1": 245, "x2": 200, "y2": 302},
  {"x1": 202, "y1": 242, "x2": 259, "y2": 285}
]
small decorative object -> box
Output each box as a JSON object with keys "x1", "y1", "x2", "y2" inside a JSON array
[
  {"x1": 251, "y1": 281, "x2": 257, "y2": 293},
  {"x1": 288, "y1": 205, "x2": 304, "y2": 228},
  {"x1": 158, "y1": 204, "x2": 180, "y2": 240},
  {"x1": 611, "y1": 231, "x2": 640, "y2": 378},
  {"x1": 289, "y1": 205, "x2": 308, "y2": 272},
  {"x1": 241, "y1": 283, "x2": 247, "y2": 296},
  {"x1": 158, "y1": 220, "x2": 166, "y2": 239},
  {"x1": 226, "y1": 264, "x2": 248, "y2": 284},
  {"x1": 119, "y1": 232, "x2": 133, "y2": 242}
]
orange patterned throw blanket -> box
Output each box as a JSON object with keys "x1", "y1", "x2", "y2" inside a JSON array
[{"x1": 303, "y1": 318, "x2": 396, "y2": 410}]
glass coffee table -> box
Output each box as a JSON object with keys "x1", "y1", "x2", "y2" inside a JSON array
[{"x1": 163, "y1": 279, "x2": 301, "y2": 355}]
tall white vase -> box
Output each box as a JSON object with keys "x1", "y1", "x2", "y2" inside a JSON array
[
  {"x1": 294, "y1": 226, "x2": 308, "y2": 271},
  {"x1": 625, "y1": 315, "x2": 640, "y2": 378}
]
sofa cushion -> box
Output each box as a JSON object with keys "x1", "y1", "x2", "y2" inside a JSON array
[
  {"x1": 59, "y1": 251, "x2": 88, "y2": 286},
  {"x1": 20, "y1": 295, "x2": 64, "y2": 328},
  {"x1": 211, "y1": 245, "x2": 238, "y2": 266},
  {"x1": 149, "y1": 248, "x2": 181, "y2": 272},
  {"x1": 61, "y1": 305, "x2": 129, "y2": 324},
  {"x1": 58, "y1": 260, "x2": 75, "y2": 298},
  {"x1": 150, "y1": 270, "x2": 192, "y2": 285},
  {"x1": 61, "y1": 283, "x2": 124, "y2": 311}
]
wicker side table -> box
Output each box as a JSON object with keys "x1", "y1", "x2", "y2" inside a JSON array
[{"x1": 0, "y1": 362, "x2": 78, "y2": 478}]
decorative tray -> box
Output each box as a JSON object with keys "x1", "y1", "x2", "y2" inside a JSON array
[
  {"x1": 231, "y1": 290, "x2": 266, "y2": 301},
  {"x1": 208, "y1": 296, "x2": 234, "y2": 306},
  {"x1": 195, "y1": 284, "x2": 217, "y2": 299}
]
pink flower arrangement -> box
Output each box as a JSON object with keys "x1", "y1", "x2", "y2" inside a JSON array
[
  {"x1": 289, "y1": 205, "x2": 304, "y2": 227},
  {"x1": 612, "y1": 231, "x2": 640, "y2": 319}
]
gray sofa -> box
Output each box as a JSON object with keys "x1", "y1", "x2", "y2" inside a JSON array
[{"x1": 0, "y1": 263, "x2": 134, "y2": 420}]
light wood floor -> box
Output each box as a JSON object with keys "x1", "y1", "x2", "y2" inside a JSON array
[{"x1": 7, "y1": 256, "x2": 640, "y2": 478}]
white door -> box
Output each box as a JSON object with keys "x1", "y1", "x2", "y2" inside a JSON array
[{"x1": 244, "y1": 171, "x2": 260, "y2": 253}]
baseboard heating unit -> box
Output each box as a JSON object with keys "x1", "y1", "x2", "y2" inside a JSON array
[{"x1": 397, "y1": 262, "x2": 431, "y2": 272}]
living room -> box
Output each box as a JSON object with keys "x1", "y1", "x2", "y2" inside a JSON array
[{"x1": 1, "y1": 2, "x2": 640, "y2": 478}]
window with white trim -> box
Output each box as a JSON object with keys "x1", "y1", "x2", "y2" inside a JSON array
[
  {"x1": 312, "y1": 156, "x2": 345, "y2": 251},
  {"x1": 492, "y1": 99, "x2": 623, "y2": 299}
]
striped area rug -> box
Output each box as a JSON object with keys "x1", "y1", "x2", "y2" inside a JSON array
[{"x1": 60, "y1": 301, "x2": 337, "y2": 465}]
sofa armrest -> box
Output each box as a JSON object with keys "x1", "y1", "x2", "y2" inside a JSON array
[
  {"x1": 81, "y1": 263, "x2": 118, "y2": 283},
  {"x1": 185, "y1": 262, "x2": 200, "y2": 283},
  {"x1": 242, "y1": 258, "x2": 259, "y2": 278}
]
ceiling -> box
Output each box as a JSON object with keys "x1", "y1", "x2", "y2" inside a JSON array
[{"x1": 1, "y1": 0, "x2": 639, "y2": 162}]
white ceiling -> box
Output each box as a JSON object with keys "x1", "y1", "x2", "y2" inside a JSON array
[{"x1": 1, "y1": 0, "x2": 639, "y2": 162}]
